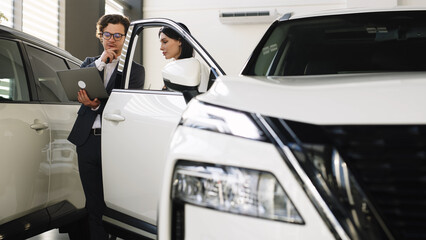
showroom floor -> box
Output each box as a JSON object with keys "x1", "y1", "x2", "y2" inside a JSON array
[
  {"x1": 27, "y1": 230, "x2": 69, "y2": 240},
  {"x1": 28, "y1": 230, "x2": 124, "y2": 240}
]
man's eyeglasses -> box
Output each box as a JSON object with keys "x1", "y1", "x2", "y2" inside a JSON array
[{"x1": 101, "y1": 32, "x2": 125, "y2": 41}]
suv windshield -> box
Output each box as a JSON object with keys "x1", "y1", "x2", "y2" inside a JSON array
[{"x1": 243, "y1": 11, "x2": 426, "y2": 76}]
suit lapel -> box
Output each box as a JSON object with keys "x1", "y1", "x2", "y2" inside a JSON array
[
  {"x1": 99, "y1": 69, "x2": 104, "y2": 83},
  {"x1": 106, "y1": 67, "x2": 118, "y2": 94}
]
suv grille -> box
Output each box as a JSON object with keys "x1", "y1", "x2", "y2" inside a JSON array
[
  {"x1": 322, "y1": 125, "x2": 426, "y2": 240},
  {"x1": 269, "y1": 117, "x2": 426, "y2": 240}
]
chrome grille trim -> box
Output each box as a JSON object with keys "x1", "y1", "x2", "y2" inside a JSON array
[{"x1": 256, "y1": 114, "x2": 351, "y2": 240}]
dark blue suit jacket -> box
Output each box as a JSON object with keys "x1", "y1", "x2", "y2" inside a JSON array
[{"x1": 67, "y1": 56, "x2": 145, "y2": 146}]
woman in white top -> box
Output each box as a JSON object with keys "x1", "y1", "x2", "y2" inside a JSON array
[{"x1": 159, "y1": 23, "x2": 202, "y2": 102}]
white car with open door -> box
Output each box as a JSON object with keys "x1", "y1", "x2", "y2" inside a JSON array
[{"x1": 104, "y1": 9, "x2": 426, "y2": 240}]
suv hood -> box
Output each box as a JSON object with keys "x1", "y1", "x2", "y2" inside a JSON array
[{"x1": 199, "y1": 72, "x2": 426, "y2": 125}]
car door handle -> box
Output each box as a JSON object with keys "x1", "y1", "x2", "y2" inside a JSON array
[
  {"x1": 30, "y1": 122, "x2": 48, "y2": 130},
  {"x1": 104, "y1": 113, "x2": 125, "y2": 122}
]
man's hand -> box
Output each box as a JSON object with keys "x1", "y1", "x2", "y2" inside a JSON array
[
  {"x1": 77, "y1": 89, "x2": 100, "y2": 109},
  {"x1": 100, "y1": 48, "x2": 119, "y2": 63}
]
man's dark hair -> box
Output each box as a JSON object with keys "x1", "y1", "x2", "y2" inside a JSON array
[
  {"x1": 159, "y1": 23, "x2": 194, "y2": 59},
  {"x1": 96, "y1": 14, "x2": 130, "y2": 40}
]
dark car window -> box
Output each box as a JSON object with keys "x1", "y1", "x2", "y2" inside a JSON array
[
  {"x1": 0, "y1": 39, "x2": 30, "y2": 102},
  {"x1": 26, "y1": 45, "x2": 70, "y2": 102},
  {"x1": 243, "y1": 11, "x2": 426, "y2": 76}
]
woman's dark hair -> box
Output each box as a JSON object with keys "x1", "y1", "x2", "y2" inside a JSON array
[
  {"x1": 159, "y1": 23, "x2": 194, "y2": 59},
  {"x1": 96, "y1": 14, "x2": 130, "y2": 40}
]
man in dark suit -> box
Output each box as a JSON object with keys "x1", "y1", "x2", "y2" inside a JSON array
[{"x1": 68, "y1": 14, "x2": 144, "y2": 240}]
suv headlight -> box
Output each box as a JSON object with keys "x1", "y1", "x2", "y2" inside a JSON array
[
  {"x1": 180, "y1": 99, "x2": 266, "y2": 141},
  {"x1": 172, "y1": 161, "x2": 304, "y2": 224}
]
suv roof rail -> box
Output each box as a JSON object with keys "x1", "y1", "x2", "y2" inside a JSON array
[{"x1": 279, "y1": 12, "x2": 292, "y2": 21}]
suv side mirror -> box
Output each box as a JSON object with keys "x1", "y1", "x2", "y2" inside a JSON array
[{"x1": 162, "y1": 58, "x2": 201, "y2": 103}]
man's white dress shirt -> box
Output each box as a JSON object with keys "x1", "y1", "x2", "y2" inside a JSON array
[{"x1": 91, "y1": 58, "x2": 118, "y2": 129}]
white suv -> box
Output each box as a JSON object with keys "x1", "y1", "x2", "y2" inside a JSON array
[
  {"x1": 0, "y1": 25, "x2": 86, "y2": 239},
  {"x1": 158, "y1": 8, "x2": 426, "y2": 240}
]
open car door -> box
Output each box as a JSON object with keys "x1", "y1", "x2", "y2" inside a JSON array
[{"x1": 101, "y1": 18, "x2": 224, "y2": 239}]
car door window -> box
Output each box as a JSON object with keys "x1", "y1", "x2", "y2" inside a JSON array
[
  {"x1": 26, "y1": 45, "x2": 70, "y2": 102},
  {"x1": 127, "y1": 27, "x2": 211, "y2": 92},
  {"x1": 0, "y1": 39, "x2": 30, "y2": 102}
]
